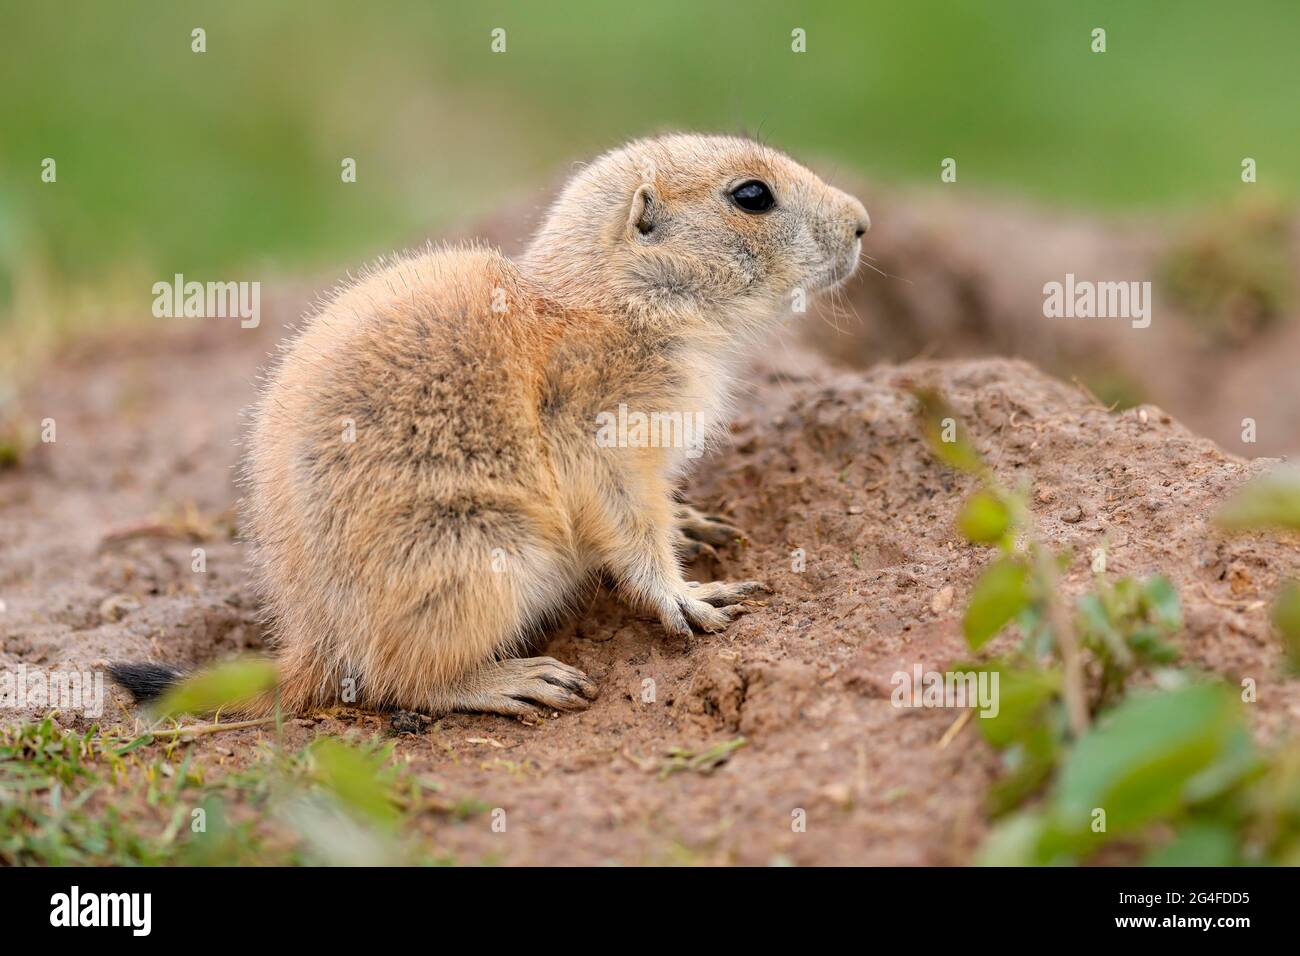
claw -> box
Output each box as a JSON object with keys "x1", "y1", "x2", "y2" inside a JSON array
[{"x1": 676, "y1": 504, "x2": 746, "y2": 547}]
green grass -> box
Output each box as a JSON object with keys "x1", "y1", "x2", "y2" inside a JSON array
[{"x1": 0, "y1": 716, "x2": 475, "y2": 866}]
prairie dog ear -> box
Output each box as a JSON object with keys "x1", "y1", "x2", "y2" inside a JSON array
[{"x1": 625, "y1": 183, "x2": 661, "y2": 241}]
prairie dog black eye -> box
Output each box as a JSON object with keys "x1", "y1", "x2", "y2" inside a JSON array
[{"x1": 730, "y1": 180, "x2": 775, "y2": 213}]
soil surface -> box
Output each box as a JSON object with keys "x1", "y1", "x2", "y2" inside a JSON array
[{"x1": 3, "y1": 289, "x2": 1297, "y2": 864}]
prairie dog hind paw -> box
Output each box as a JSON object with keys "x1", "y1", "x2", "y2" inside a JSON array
[{"x1": 445, "y1": 657, "x2": 599, "y2": 716}]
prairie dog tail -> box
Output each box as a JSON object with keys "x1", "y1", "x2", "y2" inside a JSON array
[
  {"x1": 107, "y1": 662, "x2": 186, "y2": 704},
  {"x1": 107, "y1": 661, "x2": 278, "y2": 718}
]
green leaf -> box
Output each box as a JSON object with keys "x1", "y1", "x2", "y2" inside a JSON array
[
  {"x1": 1273, "y1": 579, "x2": 1300, "y2": 673},
  {"x1": 1127, "y1": 628, "x2": 1179, "y2": 664},
  {"x1": 1052, "y1": 683, "x2": 1246, "y2": 840},
  {"x1": 1217, "y1": 469, "x2": 1300, "y2": 530},
  {"x1": 1183, "y1": 726, "x2": 1261, "y2": 803},
  {"x1": 986, "y1": 726, "x2": 1062, "y2": 816},
  {"x1": 1144, "y1": 822, "x2": 1236, "y2": 866},
  {"x1": 154, "y1": 659, "x2": 278, "y2": 718},
  {"x1": 112, "y1": 734, "x2": 155, "y2": 757},
  {"x1": 958, "y1": 491, "x2": 1011, "y2": 544},
  {"x1": 970, "y1": 665, "x2": 1062, "y2": 749},
  {"x1": 911, "y1": 386, "x2": 986, "y2": 474},
  {"x1": 1017, "y1": 602, "x2": 1055, "y2": 657},
  {"x1": 964, "y1": 558, "x2": 1032, "y2": 650},
  {"x1": 962, "y1": 664, "x2": 1065, "y2": 814},
  {"x1": 975, "y1": 812, "x2": 1048, "y2": 866},
  {"x1": 1142, "y1": 575, "x2": 1182, "y2": 632},
  {"x1": 1077, "y1": 592, "x2": 1129, "y2": 662},
  {"x1": 307, "y1": 738, "x2": 399, "y2": 826}
]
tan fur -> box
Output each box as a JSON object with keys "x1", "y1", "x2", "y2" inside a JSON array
[{"x1": 240, "y1": 134, "x2": 868, "y2": 717}]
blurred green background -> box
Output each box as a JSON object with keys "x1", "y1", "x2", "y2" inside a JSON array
[{"x1": 3, "y1": 0, "x2": 1299, "y2": 358}]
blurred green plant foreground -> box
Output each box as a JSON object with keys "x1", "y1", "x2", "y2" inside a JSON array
[
  {"x1": 4, "y1": 0, "x2": 1300, "y2": 351},
  {"x1": 916, "y1": 391, "x2": 1300, "y2": 866}
]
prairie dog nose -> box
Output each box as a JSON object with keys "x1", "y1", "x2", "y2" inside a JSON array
[{"x1": 848, "y1": 196, "x2": 870, "y2": 237}]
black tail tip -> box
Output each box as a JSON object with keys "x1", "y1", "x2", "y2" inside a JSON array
[{"x1": 108, "y1": 662, "x2": 185, "y2": 703}]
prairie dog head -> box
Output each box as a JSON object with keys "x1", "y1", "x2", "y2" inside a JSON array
[{"x1": 523, "y1": 134, "x2": 869, "y2": 324}]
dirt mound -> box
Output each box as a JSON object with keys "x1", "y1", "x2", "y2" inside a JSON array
[
  {"x1": 799, "y1": 184, "x2": 1300, "y2": 458},
  {"x1": 2, "y1": 306, "x2": 1296, "y2": 863}
]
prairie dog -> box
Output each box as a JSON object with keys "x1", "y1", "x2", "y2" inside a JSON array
[{"x1": 113, "y1": 134, "x2": 868, "y2": 718}]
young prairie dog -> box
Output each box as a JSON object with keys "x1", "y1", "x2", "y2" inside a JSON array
[{"x1": 113, "y1": 134, "x2": 868, "y2": 718}]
